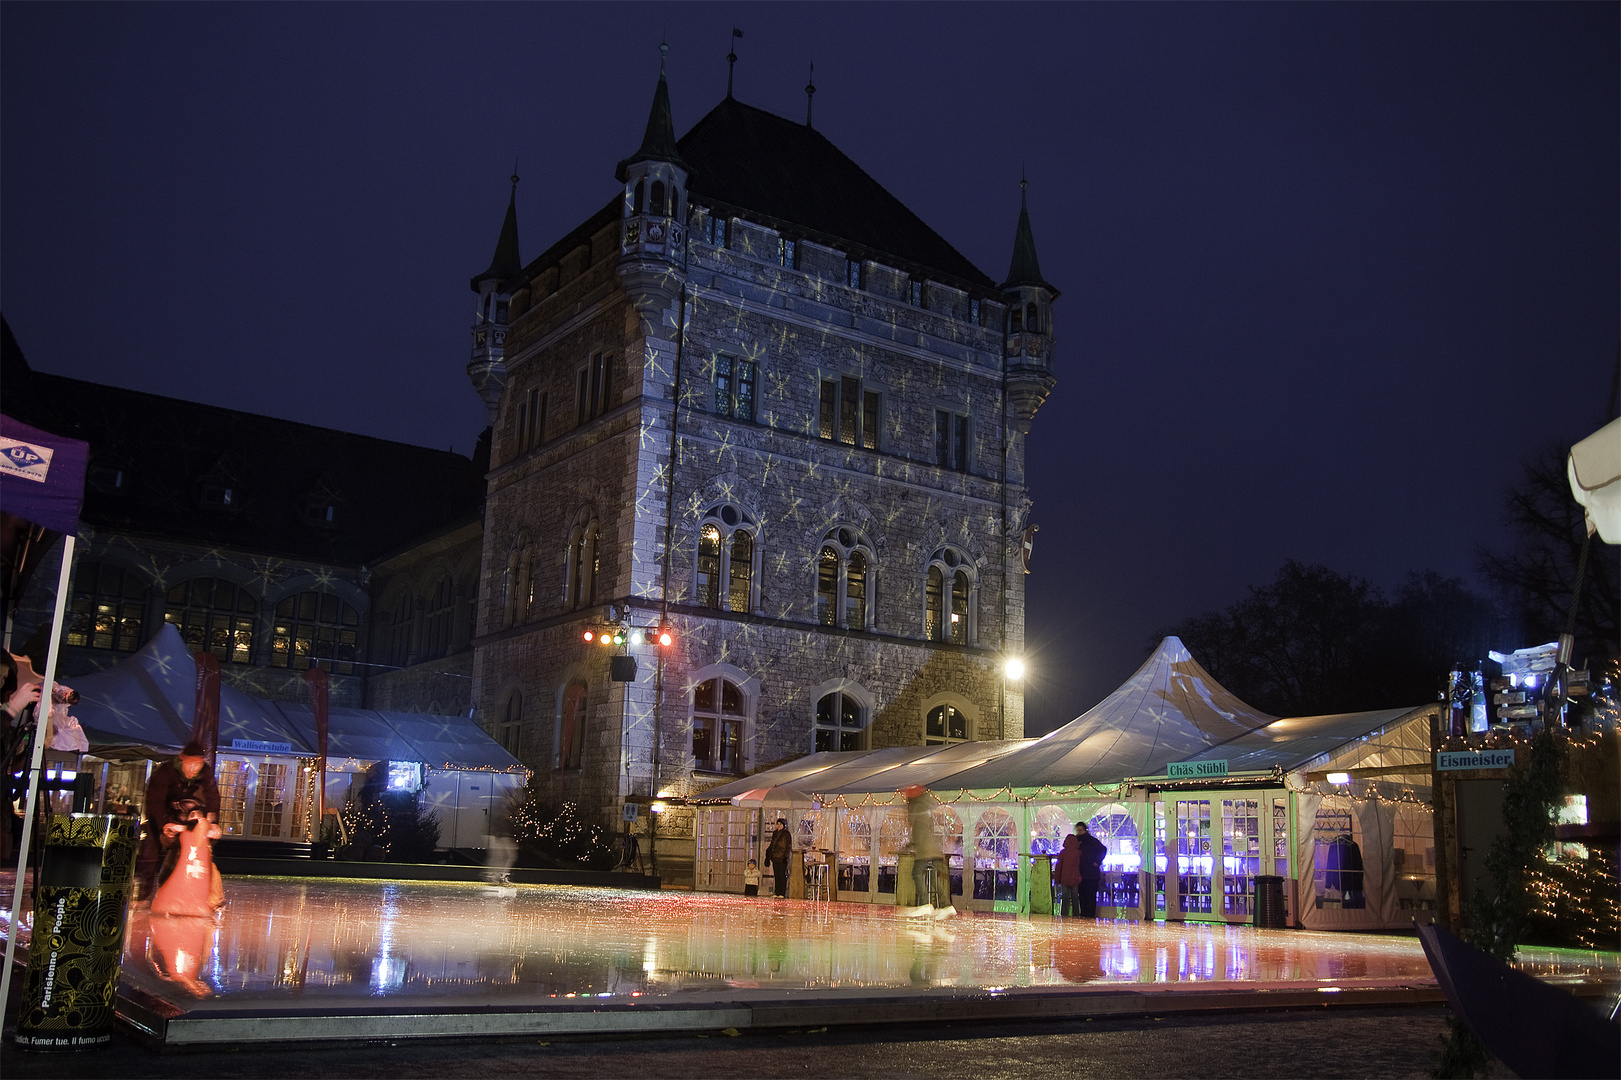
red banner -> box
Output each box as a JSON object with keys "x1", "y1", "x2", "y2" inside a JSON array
[
  {"x1": 191, "y1": 652, "x2": 221, "y2": 767},
  {"x1": 303, "y1": 666, "x2": 329, "y2": 825}
]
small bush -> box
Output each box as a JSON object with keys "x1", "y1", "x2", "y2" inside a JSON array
[{"x1": 510, "y1": 788, "x2": 615, "y2": 870}]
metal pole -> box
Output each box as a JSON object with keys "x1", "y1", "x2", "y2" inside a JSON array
[{"x1": 1, "y1": 533, "x2": 76, "y2": 1012}]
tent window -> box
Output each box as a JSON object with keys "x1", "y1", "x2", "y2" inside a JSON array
[
  {"x1": 66, "y1": 561, "x2": 147, "y2": 652},
  {"x1": 165, "y1": 577, "x2": 256, "y2": 664}
]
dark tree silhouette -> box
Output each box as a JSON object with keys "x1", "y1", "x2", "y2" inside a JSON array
[
  {"x1": 1161, "y1": 561, "x2": 1506, "y2": 717},
  {"x1": 1480, "y1": 445, "x2": 1619, "y2": 670}
]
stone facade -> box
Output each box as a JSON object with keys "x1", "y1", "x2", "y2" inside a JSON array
[{"x1": 467, "y1": 70, "x2": 1059, "y2": 882}]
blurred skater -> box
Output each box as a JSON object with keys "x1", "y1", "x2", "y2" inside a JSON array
[
  {"x1": 901, "y1": 784, "x2": 951, "y2": 919},
  {"x1": 137, "y1": 742, "x2": 221, "y2": 905},
  {"x1": 1075, "y1": 821, "x2": 1107, "y2": 917},
  {"x1": 484, "y1": 795, "x2": 517, "y2": 885}
]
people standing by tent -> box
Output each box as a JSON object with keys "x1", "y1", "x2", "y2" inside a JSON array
[
  {"x1": 136, "y1": 742, "x2": 221, "y2": 905},
  {"x1": 765, "y1": 817, "x2": 792, "y2": 897},
  {"x1": 1055, "y1": 831, "x2": 1083, "y2": 917},
  {"x1": 1075, "y1": 820, "x2": 1107, "y2": 918},
  {"x1": 0, "y1": 655, "x2": 42, "y2": 861}
]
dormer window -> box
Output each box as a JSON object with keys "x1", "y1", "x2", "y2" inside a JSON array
[
  {"x1": 910, "y1": 280, "x2": 924, "y2": 306},
  {"x1": 970, "y1": 299, "x2": 981, "y2": 326},
  {"x1": 847, "y1": 259, "x2": 861, "y2": 289},
  {"x1": 779, "y1": 238, "x2": 796, "y2": 267},
  {"x1": 632, "y1": 180, "x2": 645, "y2": 213},
  {"x1": 1026, "y1": 301, "x2": 1040, "y2": 332},
  {"x1": 650, "y1": 180, "x2": 666, "y2": 216},
  {"x1": 202, "y1": 484, "x2": 234, "y2": 509},
  {"x1": 304, "y1": 501, "x2": 337, "y2": 527},
  {"x1": 88, "y1": 464, "x2": 129, "y2": 496}
]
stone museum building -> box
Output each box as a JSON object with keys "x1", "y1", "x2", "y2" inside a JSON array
[{"x1": 466, "y1": 51, "x2": 1060, "y2": 848}]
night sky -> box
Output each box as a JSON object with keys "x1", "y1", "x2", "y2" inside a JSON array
[{"x1": 3, "y1": 4, "x2": 1615, "y2": 735}]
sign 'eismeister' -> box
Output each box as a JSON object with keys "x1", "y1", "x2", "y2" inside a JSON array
[
  {"x1": 1167, "y1": 759, "x2": 1228, "y2": 779},
  {"x1": 1436, "y1": 749, "x2": 1514, "y2": 771}
]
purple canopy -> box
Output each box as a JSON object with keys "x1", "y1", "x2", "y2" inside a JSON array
[{"x1": 1, "y1": 413, "x2": 89, "y2": 535}]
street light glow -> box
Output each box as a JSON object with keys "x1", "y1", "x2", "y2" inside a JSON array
[{"x1": 1003, "y1": 657, "x2": 1026, "y2": 680}]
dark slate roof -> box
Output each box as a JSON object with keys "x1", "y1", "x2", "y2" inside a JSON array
[
  {"x1": 1001, "y1": 189, "x2": 1058, "y2": 297},
  {"x1": 2, "y1": 320, "x2": 483, "y2": 566},
  {"x1": 616, "y1": 65, "x2": 687, "y2": 181},
  {"x1": 679, "y1": 98, "x2": 996, "y2": 291},
  {"x1": 471, "y1": 179, "x2": 522, "y2": 292}
]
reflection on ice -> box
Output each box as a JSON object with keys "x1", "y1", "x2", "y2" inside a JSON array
[{"x1": 108, "y1": 878, "x2": 1615, "y2": 1007}]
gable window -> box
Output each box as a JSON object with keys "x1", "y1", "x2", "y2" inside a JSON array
[
  {"x1": 778, "y1": 237, "x2": 796, "y2": 267},
  {"x1": 815, "y1": 527, "x2": 875, "y2": 631},
  {"x1": 692, "y1": 677, "x2": 746, "y2": 773},
  {"x1": 935, "y1": 410, "x2": 971, "y2": 472},
  {"x1": 304, "y1": 500, "x2": 337, "y2": 526},
  {"x1": 910, "y1": 279, "x2": 924, "y2": 306},
  {"x1": 202, "y1": 483, "x2": 235, "y2": 509},
  {"x1": 925, "y1": 547, "x2": 976, "y2": 645},
  {"x1": 87, "y1": 464, "x2": 130, "y2": 496},
  {"x1": 381, "y1": 589, "x2": 413, "y2": 668},
  {"x1": 557, "y1": 680, "x2": 587, "y2": 770},
  {"x1": 815, "y1": 690, "x2": 869, "y2": 752},
  {"x1": 66, "y1": 561, "x2": 146, "y2": 652},
  {"x1": 970, "y1": 299, "x2": 981, "y2": 326},
  {"x1": 695, "y1": 503, "x2": 757, "y2": 613},
  {"x1": 714, "y1": 356, "x2": 756, "y2": 421},
  {"x1": 165, "y1": 577, "x2": 256, "y2": 664},
  {"x1": 818, "y1": 376, "x2": 881, "y2": 450},
  {"x1": 270, "y1": 590, "x2": 360, "y2": 674},
  {"x1": 926, "y1": 704, "x2": 970, "y2": 746},
  {"x1": 517, "y1": 387, "x2": 547, "y2": 452},
  {"x1": 847, "y1": 259, "x2": 862, "y2": 289},
  {"x1": 576, "y1": 351, "x2": 612, "y2": 426}
]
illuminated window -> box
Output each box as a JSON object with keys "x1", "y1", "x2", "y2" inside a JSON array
[
  {"x1": 165, "y1": 577, "x2": 256, "y2": 664},
  {"x1": 924, "y1": 547, "x2": 976, "y2": 644},
  {"x1": 815, "y1": 690, "x2": 868, "y2": 752},
  {"x1": 847, "y1": 259, "x2": 861, "y2": 289},
  {"x1": 814, "y1": 527, "x2": 875, "y2": 631},
  {"x1": 714, "y1": 356, "x2": 756, "y2": 421},
  {"x1": 269, "y1": 590, "x2": 359, "y2": 674},
  {"x1": 692, "y1": 677, "x2": 746, "y2": 773},
  {"x1": 565, "y1": 519, "x2": 599, "y2": 610},
  {"x1": 925, "y1": 703, "x2": 970, "y2": 746},
  {"x1": 66, "y1": 561, "x2": 147, "y2": 652},
  {"x1": 778, "y1": 237, "x2": 796, "y2": 267},
  {"x1": 818, "y1": 377, "x2": 880, "y2": 450},
  {"x1": 935, "y1": 409, "x2": 971, "y2": 472},
  {"x1": 695, "y1": 503, "x2": 757, "y2": 613}
]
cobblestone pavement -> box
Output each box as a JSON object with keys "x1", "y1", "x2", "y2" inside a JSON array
[{"x1": 4, "y1": 1005, "x2": 1510, "y2": 1079}]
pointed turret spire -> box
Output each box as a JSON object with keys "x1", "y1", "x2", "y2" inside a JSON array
[
  {"x1": 1000, "y1": 174, "x2": 1058, "y2": 297},
  {"x1": 617, "y1": 43, "x2": 687, "y2": 181},
  {"x1": 471, "y1": 169, "x2": 522, "y2": 291}
]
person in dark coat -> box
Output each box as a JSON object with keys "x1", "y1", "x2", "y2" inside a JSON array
[
  {"x1": 136, "y1": 742, "x2": 221, "y2": 900},
  {"x1": 1054, "y1": 833, "x2": 1083, "y2": 917},
  {"x1": 1075, "y1": 821, "x2": 1108, "y2": 917},
  {"x1": 765, "y1": 818, "x2": 793, "y2": 897}
]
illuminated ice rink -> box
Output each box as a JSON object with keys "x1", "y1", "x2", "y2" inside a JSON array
[{"x1": 94, "y1": 878, "x2": 1615, "y2": 1010}]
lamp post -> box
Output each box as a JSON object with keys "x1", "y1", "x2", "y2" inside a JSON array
[{"x1": 1000, "y1": 655, "x2": 1026, "y2": 739}]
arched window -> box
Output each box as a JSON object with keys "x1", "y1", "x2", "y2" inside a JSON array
[
  {"x1": 557, "y1": 680, "x2": 587, "y2": 770},
  {"x1": 270, "y1": 590, "x2": 360, "y2": 674},
  {"x1": 815, "y1": 689, "x2": 868, "y2": 752},
  {"x1": 381, "y1": 588, "x2": 413, "y2": 668},
  {"x1": 1026, "y1": 301, "x2": 1040, "y2": 332},
  {"x1": 423, "y1": 573, "x2": 453, "y2": 660},
  {"x1": 973, "y1": 808, "x2": 1019, "y2": 902},
  {"x1": 815, "y1": 526, "x2": 875, "y2": 630},
  {"x1": 695, "y1": 503, "x2": 757, "y2": 613},
  {"x1": 692, "y1": 676, "x2": 747, "y2": 774},
  {"x1": 925, "y1": 703, "x2": 970, "y2": 746},
  {"x1": 66, "y1": 561, "x2": 147, "y2": 652},
  {"x1": 924, "y1": 547, "x2": 976, "y2": 644},
  {"x1": 632, "y1": 180, "x2": 644, "y2": 213},
  {"x1": 565, "y1": 519, "x2": 599, "y2": 610},
  {"x1": 1009, "y1": 306, "x2": 1023, "y2": 332},
  {"x1": 165, "y1": 577, "x2": 256, "y2": 664},
  {"x1": 933, "y1": 805, "x2": 966, "y2": 897},
  {"x1": 1030, "y1": 805, "x2": 1072, "y2": 857},
  {"x1": 498, "y1": 691, "x2": 523, "y2": 757},
  {"x1": 649, "y1": 180, "x2": 666, "y2": 216}
]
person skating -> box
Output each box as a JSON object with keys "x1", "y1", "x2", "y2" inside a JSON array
[
  {"x1": 899, "y1": 784, "x2": 953, "y2": 919},
  {"x1": 137, "y1": 742, "x2": 221, "y2": 905}
]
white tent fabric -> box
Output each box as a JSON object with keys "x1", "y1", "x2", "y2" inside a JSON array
[
  {"x1": 1568, "y1": 416, "x2": 1621, "y2": 544},
  {"x1": 1174, "y1": 706, "x2": 1431, "y2": 777},
  {"x1": 66, "y1": 624, "x2": 522, "y2": 772},
  {"x1": 921, "y1": 637, "x2": 1276, "y2": 793}
]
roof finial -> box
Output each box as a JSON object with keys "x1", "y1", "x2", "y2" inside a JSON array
[
  {"x1": 510, "y1": 158, "x2": 520, "y2": 191},
  {"x1": 805, "y1": 61, "x2": 816, "y2": 128},
  {"x1": 727, "y1": 27, "x2": 742, "y2": 98},
  {"x1": 1020, "y1": 165, "x2": 1028, "y2": 207},
  {"x1": 659, "y1": 35, "x2": 669, "y2": 78}
]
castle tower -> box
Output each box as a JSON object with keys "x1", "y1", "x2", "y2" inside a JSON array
[
  {"x1": 1000, "y1": 180, "x2": 1059, "y2": 434},
  {"x1": 616, "y1": 44, "x2": 690, "y2": 336},
  {"x1": 468, "y1": 173, "x2": 522, "y2": 426}
]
